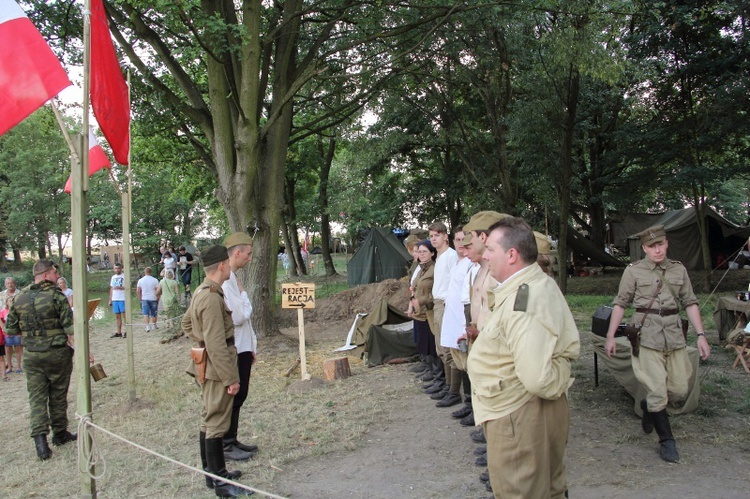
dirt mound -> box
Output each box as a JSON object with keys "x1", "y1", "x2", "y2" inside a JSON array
[{"x1": 306, "y1": 279, "x2": 409, "y2": 322}]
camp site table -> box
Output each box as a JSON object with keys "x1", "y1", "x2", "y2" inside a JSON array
[{"x1": 713, "y1": 296, "x2": 750, "y2": 341}]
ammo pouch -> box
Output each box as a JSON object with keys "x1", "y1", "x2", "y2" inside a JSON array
[{"x1": 623, "y1": 324, "x2": 641, "y2": 357}]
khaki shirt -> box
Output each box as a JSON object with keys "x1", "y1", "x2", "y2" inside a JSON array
[
  {"x1": 469, "y1": 262, "x2": 497, "y2": 330},
  {"x1": 468, "y1": 263, "x2": 580, "y2": 425},
  {"x1": 613, "y1": 259, "x2": 698, "y2": 351},
  {"x1": 182, "y1": 278, "x2": 239, "y2": 386}
]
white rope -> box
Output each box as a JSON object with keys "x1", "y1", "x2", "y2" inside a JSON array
[{"x1": 75, "y1": 414, "x2": 288, "y2": 498}]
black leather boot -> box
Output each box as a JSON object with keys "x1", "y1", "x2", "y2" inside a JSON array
[
  {"x1": 34, "y1": 435, "x2": 52, "y2": 460},
  {"x1": 205, "y1": 437, "x2": 253, "y2": 497},
  {"x1": 225, "y1": 408, "x2": 259, "y2": 454},
  {"x1": 640, "y1": 400, "x2": 653, "y2": 434},
  {"x1": 51, "y1": 430, "x2": 77, "y2": 446},
  {"x1": 651, "y1": 409, "x2": 679, "y2": 463},
  {"x1": 201, "y1": 432, "x2": 241, "y2": 489}
]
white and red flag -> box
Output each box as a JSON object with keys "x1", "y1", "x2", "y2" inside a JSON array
[
  {"x1": 0, "y1": 0, "x2": 71, "y2": 136},
  {"x1": 90, "y1": 0, "x2": 129, "y2": 165},
  {"x1": 64, "y1": 127, "x2": 111, "y2": 193}
]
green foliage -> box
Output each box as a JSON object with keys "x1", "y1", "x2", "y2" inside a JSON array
[{"x1": 0, "y1": 106, "x2": 71, "y2": 257}]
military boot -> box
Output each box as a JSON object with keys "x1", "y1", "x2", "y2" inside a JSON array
[
  {"x1": 640, "y1": 400, "x2": 654, "y2": 434},
  {"x1": 34, "y1": 435, "x2": 52, "y2": 460},
  {"x1": 651, "y1": 409, "x2": 679, "y2": 463},
  {"x1": 225, "y1": 408, "x2": 259, "y2": 454},
  {"x1": 52, "y1": 430, "x2": 77, "y2": 446},
  {"x1": 201, "y1": 432, "x2": 241, "y2": 489},
  {"x1": 205, "y1": 437, "x2": 254, "y2": 497}
]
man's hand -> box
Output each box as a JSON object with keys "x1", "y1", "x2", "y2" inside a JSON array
[
  {"x1": 697, "y1": 336, "x2": 711, "y2": 360},
  {"x1": 251, "y1": 352, "x2": 256, "y2": 365},
  {"x1": 227, "y1": 382, "x2": 240, "y2": 395},
  {"x1": 465, "y1": 324, "x2": 479, "y2": 341},
  {"x1": 605, "y1": 337, "x2": 617, "y2": 358}
]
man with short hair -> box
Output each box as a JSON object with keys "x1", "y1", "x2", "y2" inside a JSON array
[
  {"x1": 182, "y1": 246, "x2": 250, "y2": 497},
  {"x1": 436, "y1": 226, "x2": 473, "y2": 409},
  {"x1": 137, "y1": 267, "x2": 160, "y2": 332},
  {"x1": 178, "y1": 245, "x2": 196, "y2": 301},
  {"x1": 469, "y1": 217, "x2": 580, "y2": 498},
  {"x1": 221, "y1": 232, "x2": 260, "y2": 461},
  {"x1": 605, "y1": 225, "x2": 710, "y2": 463},
  {"x1": 423, "y1": 222, "x2": 457, "y2": 399},
  {"x1": 1, "y1": 277, "x2": 22, "y2": 372},
  {"x1": 5, "y1": 260, "x2": 78, "y2": 460},
  {"x1": 109, "y1": 264, "x2": 126, "y2": 338}
]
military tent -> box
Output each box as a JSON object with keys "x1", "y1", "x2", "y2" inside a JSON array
[
  {"x1": 347, "y1": 228, "x2": 413, "y2": 287},
  {"x1": 621, "y1": 207, "x2": 750, "y2": 270}
]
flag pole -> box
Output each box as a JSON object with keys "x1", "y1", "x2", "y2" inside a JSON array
[
  {"x1": 74, "y1": 0, "x2": 96, "y2": 496},
  {"x1": 122, "y1": 69, "x2": 136, "y2": 403}
]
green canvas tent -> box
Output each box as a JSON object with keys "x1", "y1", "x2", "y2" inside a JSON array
[
  {"x1": 347, "y1": 228, "x2": 413, "y2": 287},
  {"x1": 624, "y1": 207, "x2": 750, "y2": 270}
]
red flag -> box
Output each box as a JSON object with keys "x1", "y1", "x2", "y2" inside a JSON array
[
  {"x1": 0, "y1": 0, "x2": 71, "y2": 136},
  {"x1": 64, "y1": 128, "x2": 111, "y2": 194},
  {"x1": 90, "y1": 0, "x2": 129, "y2": 165}
]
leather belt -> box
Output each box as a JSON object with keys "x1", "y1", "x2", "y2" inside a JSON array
[
  {"x1": 199, "y1": 338, "x2": 235, "y2": 347},
  {"x1": 635, "y1": 307, "x2": 678, "y2": 316}
]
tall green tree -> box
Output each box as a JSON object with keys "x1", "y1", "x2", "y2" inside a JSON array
[{"x1": 0, "y1": 107, "x2": 71, "y2": 261}]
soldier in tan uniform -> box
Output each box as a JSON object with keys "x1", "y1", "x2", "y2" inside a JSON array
[
  {"x1": 605, "y1": 225, "x2": 710, "y2": 463},
  {"x1": 468, "y1": 217, "x2": 580, "y2": 499},
  {"x1": 182, "y1": 246, "x2": 251, "y2": 497}
]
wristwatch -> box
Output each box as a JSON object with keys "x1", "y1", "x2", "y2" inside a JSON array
[{"x1": 696, "y1": 332, "x2": 706, "y2": 338}]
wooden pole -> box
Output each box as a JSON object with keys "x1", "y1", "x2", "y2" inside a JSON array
[
  {"x1": 298, "y1": 309, "x2": 311, "y2": 380},
  {"x1": 122, "y1": 191, "x2": 136, "y2": 402},
  {"x1": 74, "y1": 1, "x2": 96, "y2": 496}
]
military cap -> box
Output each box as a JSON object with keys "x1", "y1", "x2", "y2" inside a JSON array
[
  {"x1": 638, "y1": 225, "x2": 666, "y2": 247},
  {"x1": 534, "y1": 231, "x2": 551, "y2": 255},
  {"x1": 463, "y1": 211, "x2": 510, "y2": 233},
  {"x1": 201, "y1": 245, "x2": 229, "y2": 267},
  {"x1": 224, "y1": 232, "x2": 254, "y2": 248},
  {"x1": 404, "y1": 234, "x2": 420, "y2": 248}
]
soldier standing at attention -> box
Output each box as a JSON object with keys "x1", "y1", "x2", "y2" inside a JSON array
[
  {"x1": 468, "y1": 217, "x2": 580, "y2": 498},
  {"x1": 605, "y1": 225, "x2": 710, "y2": 463},
  {"x1": 182, "y1": 246, "x2": 251, "y2": 497},
  {"x1": 5, "y1": 260, "x2": 78, "y2": 460}
]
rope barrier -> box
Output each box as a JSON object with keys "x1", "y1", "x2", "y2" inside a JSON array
[{"x1": 75, "y1": 413, "x2": 288, "y2": 499}]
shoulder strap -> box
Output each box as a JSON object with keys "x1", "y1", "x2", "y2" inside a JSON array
[{"x1": 637, "y1": 279, "x2": 663, "y2": 328}]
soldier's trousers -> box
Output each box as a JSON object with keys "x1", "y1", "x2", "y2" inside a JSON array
[{"x1": 24, "y1": 346, "x2": 74, "y2": 437}]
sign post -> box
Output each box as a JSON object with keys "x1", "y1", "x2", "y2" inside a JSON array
[{"x1": 281, "y1": 283, "x2": 316, "y2": 380}]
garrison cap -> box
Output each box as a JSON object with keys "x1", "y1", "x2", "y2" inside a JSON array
[
  {"x1": 638, "y1": 225, "x2": 666, "y2": 247},
  {"x1": 534, "y1": 231, "x2": 551, "y2": 255},
  {"x1": 224, "y1": 232, "x2": 254, "y2": 248},
  {"x1": 463, "y1": 211, "x2": 510, "y2": 233},
  {"x1": 201, "y1": 245, "x2": 229, "y2": 267}
]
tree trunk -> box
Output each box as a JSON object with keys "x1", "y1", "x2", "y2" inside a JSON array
[
  {"x1": 280, "y1": 218, "x2": 299, "y2": 277},
  {"x1": 319, "y1": 137, "x2": 337, "y2": 276},
  {"x1": 557, "y1": 67, "x2": 581, "y2": 294}
]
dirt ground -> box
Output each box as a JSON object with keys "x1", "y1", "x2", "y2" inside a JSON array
[
  {"x1": 1, "y1": 274, "x2": 749, "y2": 498},
  {"x1": 271, "y1": 277, "x2": 750, "y2": 499}
]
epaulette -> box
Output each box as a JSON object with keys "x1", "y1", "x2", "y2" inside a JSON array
[
  {"x1": 513, "y1": 283, "x2": 529, "y2": 312},
  {"x1": 628, "y1": 260, "x2": 643, "y2": 268}
]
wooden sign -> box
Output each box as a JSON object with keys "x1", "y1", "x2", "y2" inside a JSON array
[{"x1": 281, "y1": 283, "x2": 316, "y2": 309}]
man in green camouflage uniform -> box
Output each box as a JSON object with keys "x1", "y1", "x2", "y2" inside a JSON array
[{"x1": 5, "y1": 260, "x2": 77, "y2": 460}]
